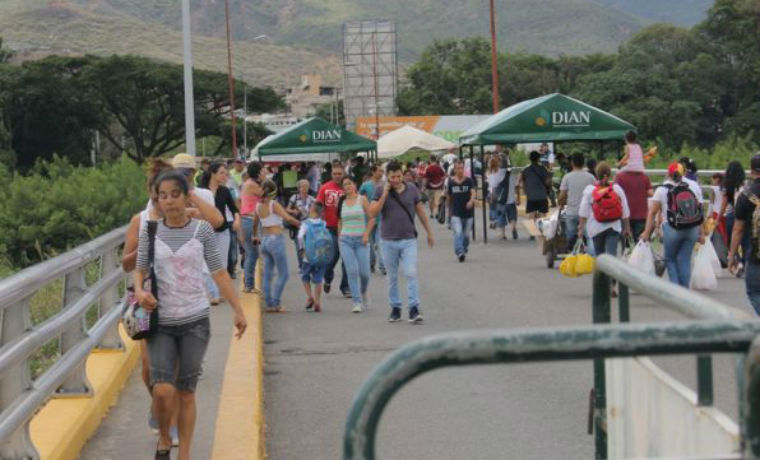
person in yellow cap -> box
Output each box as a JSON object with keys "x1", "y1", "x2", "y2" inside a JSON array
[{"x1": 641, "y1": 161, "x2": 705, "y2": 287}]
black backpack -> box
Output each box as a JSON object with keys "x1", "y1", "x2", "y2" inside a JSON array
[{"x1": 665, "y1": 182, "x2": 703, "y2": 230}]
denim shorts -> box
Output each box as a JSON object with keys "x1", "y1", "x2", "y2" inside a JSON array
[
  {"x1": 505, "y1": 203, "x2": 517, "y2": 223},
  {"x1": 147, "y1": 317, "x2": 210, "y2": 392},
  {"x1": 300, "y1": 261, "x2": 326, "y2": 284}
]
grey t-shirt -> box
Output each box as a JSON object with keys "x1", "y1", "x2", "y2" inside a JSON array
[
  {"x1": 560, "y1": 170, "x2": 596, "y2": 216},
  {"x1": 372, "y1": 183, "x2": 421, "y2": 240}
]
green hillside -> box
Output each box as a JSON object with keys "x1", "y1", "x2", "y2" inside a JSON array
[{"x1": 0, "y1": 0, "x2": 714, "y2": 87}]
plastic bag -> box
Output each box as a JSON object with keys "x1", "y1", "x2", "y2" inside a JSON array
[
  {"x1": 575, "y1": 253, "x2": 595, "y2": 275},
  {"x1": 703, "y1": 237, "x2": 722, "y2": 275},
  {"x1": 628, "y1": 240, "x2": 655, "y2": 276},
  {"x1": 559, "y1": 240, "x2": 583, "y2": 277},
  {"x1": 539, "y1": 211, "x2": 560, "y2": 239},
  {"x1": 690, "y1": 244, "x2": 718, "y2": 291}
]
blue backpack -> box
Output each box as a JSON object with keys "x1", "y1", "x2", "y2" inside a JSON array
[{"x1": 304, "y1": 220, "x2": 334, "y2": 266}]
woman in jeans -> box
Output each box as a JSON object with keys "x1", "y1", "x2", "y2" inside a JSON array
[
  {"x1": 240, "y1": 162, "x2": 264, "y2": 294},
  {"x1": 338, "y1": 176, "x2": 375, "y2": 313},
  {"x1": 486, "y1": 156, "x2": 508, "y2": 239},
  {"x1": 200, "y1": 161, "x2": 241, "y2": 304},
  {"x1": 134, "y1": 170, "x2": 246, "y2": 460},
  {"x1": 578, "y1": 162, "x2": 631, "y2": 295},
  {"x1": 253, "y1": 180, "x2": 302, "y2": 312},
  {"x1": 641, "y1": 162, "x2": 706, "y2": 287}
]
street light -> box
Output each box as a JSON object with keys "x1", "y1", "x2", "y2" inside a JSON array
[{"x1": 181, "y1": 0, "x2": 196, "y2": 156}]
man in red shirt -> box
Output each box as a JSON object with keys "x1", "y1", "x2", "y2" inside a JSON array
[
  {"x1": 316, "y1": 161, "x2": 349, "y2": 296},
  {"x1": 423, "y1": 157, "x2": 446, "y2": 218},
  {"x1": 614, "y1": 170, "x2": 653, "y2": 243}
]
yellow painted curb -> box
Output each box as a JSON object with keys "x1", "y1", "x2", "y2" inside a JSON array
[
  {"x1": 211, "y1": 264, "x2": 265, "y2": 460},
  {"x1": 30, "y1": 325, "x2": 140, "y2": 460}
]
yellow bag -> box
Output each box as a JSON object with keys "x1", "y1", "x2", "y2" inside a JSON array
[
  {"x1": 559, "y1": 254, "x2": 578, "y2": 277},
  {"x1": 575, "y1": 254, "x2": 595, "y2": 275}
]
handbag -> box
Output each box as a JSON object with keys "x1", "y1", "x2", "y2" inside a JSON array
[{"x1": 123, "y1": 220, "x2": 159, "y2": 340}]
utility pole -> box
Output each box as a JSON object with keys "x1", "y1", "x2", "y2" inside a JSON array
[
  {"x1": 243, "y1": 84, "x2": 248, "y2": 159},
  {"x1": 489, "y1": 0, "x2": 500, "y2": 114},
  {"x1": 181, "y1": 0, "x2": 196, "y2": 156},
  {"x1": 371, "y1": 32, "x2": 380, "y2": 139},
  {"x1": 224, "y1": 0, "x2": 238, "y2": 159}
]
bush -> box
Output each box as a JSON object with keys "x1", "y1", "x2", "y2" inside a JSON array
[{"x1": 0, "y1": 155, "x2": 147, "y2": 269}]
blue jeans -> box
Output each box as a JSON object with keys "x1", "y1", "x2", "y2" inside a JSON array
[
  {"x1": 592, "y1": 228, "x2": 620, "y2": 257},
  {"x1": 451, "y1": 216, "x2": 473, "y2": 256},
  {"x1": 662, "y1": 223, "x2": 699, "y2": 288},
  {"x1": 566, "y1": 214, "x2": 595, "y2": 256},
  {"x1": 339, "y1": 235, "x2": 370, "y2": 304},
  {"x1": 370, "y1": 223, "x2": 385, "y2": 272},
  {"x1": 489, "y1": 202, "x2": 506, "y2": 228},
  {"x1": 381, "y1": 238, "x2": 420, "y2": 310},
  {"x1": 261, "y1": 234, "x2": 289, "y2": 308},
  {"x1": 326, "y1": 228, "x2": 349, "y2": 292},
  {"x1": 241, "y1": 217, "x2": 260, "y2": 290},
  {"x1": 746, "y1": 260, "x2": 760, "y2": 315},
  {"x1": 228, "y1": 227, "x2": 238, "y2": 277}
]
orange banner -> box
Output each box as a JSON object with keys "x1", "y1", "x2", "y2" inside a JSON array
[{"x1": 355, "y1": 116, "x2": 440, "y2": 139}]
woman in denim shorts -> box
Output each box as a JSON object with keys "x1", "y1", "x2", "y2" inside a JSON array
[{"x1": 135, "y1": 170, "x2": 247, "y2": 460}]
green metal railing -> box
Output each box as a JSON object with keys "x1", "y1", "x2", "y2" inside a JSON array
[{"x1": 343, "y1": 255, "x2": 759, "y2": 460}]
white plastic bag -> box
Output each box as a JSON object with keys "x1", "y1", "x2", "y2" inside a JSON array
[
  {"x1": 703, "y1": 237, "x2": 722, "y2": 275},
  {"x1": 539, "y1": 210, "x2": 560, "y2": 239},
  {"x1": 627, "y1": 240, "x2": 655, "y2": 276},
  {"x1": 690, "y1": 244, "x2": 718, "y2": 291}
]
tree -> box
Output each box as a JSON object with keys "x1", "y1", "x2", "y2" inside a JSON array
[
  {"x1": 82, "y1": 55, "x2": 283, "y2": 163},
  {"x1": 0, "y1": 37, "x2": 13, "y2": 64}
]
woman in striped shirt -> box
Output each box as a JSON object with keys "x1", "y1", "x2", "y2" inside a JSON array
[{"x1": 338, "y1": 176, "x2": 375, "y2": 313}]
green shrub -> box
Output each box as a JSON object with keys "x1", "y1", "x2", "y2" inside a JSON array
[{"x1": 0, "y1": 155, "x2": 147, "y2": 269}]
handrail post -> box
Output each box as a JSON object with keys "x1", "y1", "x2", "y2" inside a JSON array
[
  {"x1": 0, "y1": 297, "x2": 39, "y2": 460},
  {"x1": 592, "y1": 270, "x2": 610, "y2": 460},
  {"x1": 618, "y1": 283, "x2": 630, "y2": 323},
  {"x1": 58, "y1": 268, "x2": 93, "y2": 396},
  {"x1": 96, "y1": 250, "x2": 124, "y2": 351},
  {"x1": 697, "y1": 355, "x2": 714, "y2": 406},
  {"x1": 743, "y1": 337, "x2": 760, "y2": 459}
]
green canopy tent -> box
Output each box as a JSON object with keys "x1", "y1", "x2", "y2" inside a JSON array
[
  {"x1": 458, "y1": 93, "x2": 636, "y2": 244},
  {"x1": 256, "y1": 116, "x2": 376, "y2": 161}
]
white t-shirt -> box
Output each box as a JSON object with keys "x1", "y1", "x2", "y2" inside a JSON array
[
  {"x1": 486, "y1": 169, "x2": 507, "y2": 196},
  {"x1": 652, "y1": 179, "x2": 704, "y2": 224},
  {"x1": 578, "y1": 183, "x2": 631, "y2": 238}
]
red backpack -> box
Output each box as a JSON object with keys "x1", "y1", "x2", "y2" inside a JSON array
[{"x1": 591, "y1": 183, "x2": 623, "y2": 222}]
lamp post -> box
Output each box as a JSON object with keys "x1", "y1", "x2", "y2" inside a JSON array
[
  {"x1": 489, "y1": 0, "x2": 500, "y2": 114},
  {"x1": 224, "y1": 0, "x2": 238, "y2": 159},
  {"x1": 181, "y1": 0, "x2": 196, "y2": 156}
]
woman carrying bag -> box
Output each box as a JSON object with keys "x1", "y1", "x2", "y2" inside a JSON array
[{"x1": 134, "y1": 170, "x2": 247, "y2": 460}]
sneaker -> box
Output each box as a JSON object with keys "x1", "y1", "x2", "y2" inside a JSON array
[
  {"x1": 351, "y1": 302, "x2": 363, "y2": 313},
  {"x1": 305, "y1": 298, "x2": 314, "y2": 310},
  {"x1": 512, "y1": 228, "x2": 518, "y2": 240},
  {"x1": 170, "y1": 425, "x2": 179, "y2": 447},
  {"x1": 324, "y1": 283, "x2": 331, "y2": 294},
  {"x1": 362, "y1": 293, "x2": 370, "y2": 309},
  {"x1": 408, "y1": 306, "x2": 423, "y2": 324},
  {"x1": 149, "y1": 412, "x2": 159, "y2": 435},
  {"x1": 388, "y1": 308, "x2": 402, "y2": 322},
  {"x1": 458, "y1": 254, "x2": 465, "y2": 263}
]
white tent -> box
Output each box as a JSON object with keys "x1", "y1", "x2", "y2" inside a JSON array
[{"x1": 377, "y1": 125, "x2": 455, "y2": 159}]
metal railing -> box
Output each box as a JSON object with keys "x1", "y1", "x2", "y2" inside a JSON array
[
  {"x1": 342, "y1": 255, "x2": 760, "y2": 460},
  {"x1": 0, "y1": 225, "x2": 128, "y2": 460}
]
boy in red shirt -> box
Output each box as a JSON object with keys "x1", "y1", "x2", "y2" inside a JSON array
[{"x1": 316, "y1": 162, "x2": 349, "y2": 296}]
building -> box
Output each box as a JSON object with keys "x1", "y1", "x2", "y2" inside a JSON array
[{"x1": 284, "y1": 74, "x2": 340, "y2": 119}]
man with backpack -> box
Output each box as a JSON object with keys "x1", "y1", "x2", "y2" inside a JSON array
[
  {"x1": 729, "y1": 154, "x2": 760, "y2": 313},
  {"x1": 578, "y1": 162, "x2": 631, "y2": 268},
  {"x1": 518, "y1": 151, "x2": 552, "y2": 240},
  {"x1": 297, "y1": 202, "x2": 333, "y2": 313},
  {"x1": 369, "y1": 160, "x2": 435, "y2": 323},
  {"x1": 641, "y1": 162, "x2": 705, "y2": 288}
]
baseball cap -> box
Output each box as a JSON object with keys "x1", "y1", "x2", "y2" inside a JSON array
[
  {"x1": 171, "y1": 153, "x2": 196, "y2": 170},
  {"x1": 667, "y1": 161, "x2": 684, "y2": 177},
  {"x1": 751, "y1": 153, "x2": 760, "y2": 172}
]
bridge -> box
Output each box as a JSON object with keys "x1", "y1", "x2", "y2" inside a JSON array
[{"x1": 0, "y1": 208, "x2": 758, "y2": 460}]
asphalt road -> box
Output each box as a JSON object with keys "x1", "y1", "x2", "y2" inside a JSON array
[{"x1": 263, "y1": 210, "x2": 753, "y2": 460}]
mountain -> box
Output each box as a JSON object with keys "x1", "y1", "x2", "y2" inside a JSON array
[
  {"x1": 0, "y1": 0, "x2": 715, "y2": 88},
  {"x1": 593, "y1": 0, "x2": 714, "y2": 26}
]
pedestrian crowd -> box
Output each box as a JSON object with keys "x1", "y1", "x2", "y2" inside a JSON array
[{"x1": 118, "y1": 131, "x2": 760, "y2": 459}]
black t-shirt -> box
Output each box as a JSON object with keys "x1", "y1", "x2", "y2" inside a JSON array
[
  {"x1": 448, "y1": 177, "x2": 475, "y2": 219},
  {"x1": 212, "y1": 185, "x2": 239, "y2": 232},
  {"x1": 735, "y1": 179, "x2": 760, "y2": 223}
]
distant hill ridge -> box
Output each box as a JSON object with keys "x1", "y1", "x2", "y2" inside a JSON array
[{"x1": 1, "y1": 0, "x2": 712, "y2": 88}]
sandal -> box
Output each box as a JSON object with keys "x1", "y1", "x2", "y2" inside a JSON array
[{"x1": 155, "y1": 442, "x2": 171, "y2": 460}]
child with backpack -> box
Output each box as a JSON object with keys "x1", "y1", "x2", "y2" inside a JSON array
[
  {"x1": 578, "y1": 162, "x2": 632, "y2": 267},
  {"x1": 297, "y1": 202, "x2": 333, "y2": 312},
  {"x1": 641, "y1": 162, "x2": 705, "y2": 287}
]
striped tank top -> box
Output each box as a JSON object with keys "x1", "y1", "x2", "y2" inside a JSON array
[{"x1": 340, "y1": 199, "x2": 366, "y2": 236}]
